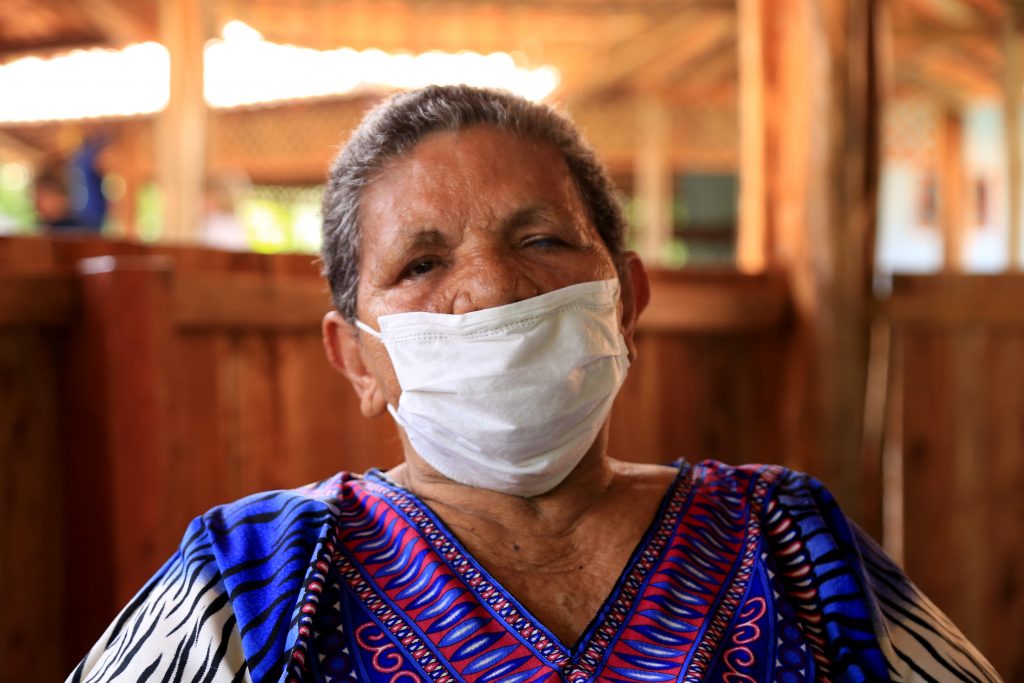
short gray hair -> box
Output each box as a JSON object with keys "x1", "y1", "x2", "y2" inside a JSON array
[{"x1": 320, "y1": 84, "x2": 627, "y2": 321}]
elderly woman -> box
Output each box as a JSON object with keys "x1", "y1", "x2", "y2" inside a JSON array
[{"x1": 71, "y1": 86, "x2": 999, "y2": 683}]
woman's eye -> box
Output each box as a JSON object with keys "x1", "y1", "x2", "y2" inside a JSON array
[
  {"x1": 401, "y1": 258, "x2": 438, "y2": 280},
  {"x1": 523, "y1": 235, "x2": 566, "y2": 250}
]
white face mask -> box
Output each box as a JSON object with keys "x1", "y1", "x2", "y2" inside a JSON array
[{"x1": 356, "y1": 278, "x2": 630, "y2": 497}]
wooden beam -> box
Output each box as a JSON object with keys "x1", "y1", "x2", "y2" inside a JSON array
[
  {"x1": 0, "y1": 129, "x2": 46, "y2": 163},
  {"x1": 633, "y1": 98, "x2": 673, "y2": 265},
  {"x1": 736, "y1": 0, "x2": 767, "y2": 272},
  {"x1": 916, "y1": 51, "x2": 1000, "y2": 96},
  {"x1": 78, "y1": 0, "x2": 152, "y2": 46},
  {"x1": 882, "y1": 274, "x2": 1024, "y2": 326},
  {"x1": 676, "y1": 39, "x2": 737, "y2": 87},
  {"x1": 893, "y1": 65, "x2": 967, "y2": 108},
  {"x1": 639, "y1": 270, "x2": 790, "y2": 333},
  {"x1": 737, "y1": 0, "x2": 883, "y2": 509},
  {"x1": 173, "y1": 272, "x2": 330, "y2": 330},
  {"x1": 902, "y1": 0, "x2": 983, "y2": 26},
  {"x1": 938, "y1": 109, "x2": 967, "y2": 272},
  {"x1": 0, "y1": 275, "x2": 77, "y2": 327},
  {"x1": 69, "y1": 255, "x2": 176, "y2": 635},
  {"x1": 106, "y1": 121, "x2": 145, "y2": 239},
  {"x1": 155, "y1": 0, "x2": 207, "y2": 243},
  {"x1": 368, "y1": 0, "x2": 734, "y2": 12},
  {"x1": 630, "y1": 13, "x2": 734, "y2": 93},
  {"x1": 1005, "y1": 6, "x2": 1023, "y2": 270},
  {"x1": 564, "y1": 7, "x2": 729, "y2": 104}
]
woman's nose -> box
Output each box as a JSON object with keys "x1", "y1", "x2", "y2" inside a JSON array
[{"x1": 449, "y1": 250, "x2": 538, "y2": 315}]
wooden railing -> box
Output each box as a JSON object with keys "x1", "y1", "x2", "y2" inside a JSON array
[
  {"x1": 0, "y1": 236, "x2": 795, "y2": 678},
  {"x1": 0, "y1": 236, "x2": 794, "y2": 678},
  {"x1": 874, "y1": 275, "x2": 1024, "y2": 680},
  {"x1": 10, "y1": 236, "x2": 1023, "y2": 680}
]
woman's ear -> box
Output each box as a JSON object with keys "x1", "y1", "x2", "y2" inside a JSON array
[
  {"x1": 617, "y1": 251, "x2": 651, "y2": 362},
  {"x1": 322, "y1": 311, "x2": 389, "y2": 418}
]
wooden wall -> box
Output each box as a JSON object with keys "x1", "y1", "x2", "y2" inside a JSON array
[
  {"x1": 4, "y1": 236, "x2": 1018, "y2": 680},
  {"x1": 0, "y1": 235, "x2": 793, "y2": 680},
  {"x1": 882, "y1": 275, "x2": 1024, "y2": 681}
]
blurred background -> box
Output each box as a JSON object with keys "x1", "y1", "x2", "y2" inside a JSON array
[{"x1": 0, "y1": 0, "x2": 1021, "y2": 680}]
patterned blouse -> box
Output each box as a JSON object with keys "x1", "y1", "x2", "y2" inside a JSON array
[{"x1": 70, "y1": 461, "x2": 1001, "y2": 682}]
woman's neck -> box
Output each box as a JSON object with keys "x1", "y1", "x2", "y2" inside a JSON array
[
  {"x1": 381, "y1": 429, "x2": 678, "y2": 645},
  {"x1": 386, "y1": 430, "x2": 618, "y2": 549}
]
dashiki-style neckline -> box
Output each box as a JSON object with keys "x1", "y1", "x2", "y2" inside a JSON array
[{"x1": 316, "y1": 462, "x2": 780, "y2": 683}]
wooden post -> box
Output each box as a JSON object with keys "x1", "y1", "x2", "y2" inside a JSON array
[
  {"x1": 1005, "y1": 10, "x2": 1022, "y2": 271},
  {"x1": 938, "y1": 110, "x2": 966, "y2": 272},
  {"x1": 881, "y1": 325, "x2": 904, "y2": 564},
  {"x1": 65, "y1": 256, "x2": 175, "y2": 661},
  {"x1": 736, "y1": 0, "x2": 883, "y2": 513},
  {"x1": 634, "y1": 98, "x2": 674, "y2": 264},
  {"x1": 156, "y1": 0, "x2": 207, "y2": 242},
  {"x1": 108, "y1": 121, "x2": 143, "y2": 239},
  {"x1": 737, "y1": 0, "x2": 767, "y2": 272}
]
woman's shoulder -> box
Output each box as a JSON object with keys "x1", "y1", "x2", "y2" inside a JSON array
[
  {"x1": 187, "y1": 470, "x2": 372, "y2": 574},
  {"x1": 677, "y1": 457, "x2": 811, "y2": 498},
  {"x1": 70, "y1": 470, "x2": 374, "y2": 683}
]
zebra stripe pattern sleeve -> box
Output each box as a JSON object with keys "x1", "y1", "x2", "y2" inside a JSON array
[
  {"x1": 68, "y1": 475, "x2": 349, "y2": 683},
  {"x1": 68, "y1": 516, "x2": 250, "y2": 683},
  {"x1": 854, "y1": 523, "x2": 1003, "y2": 682}
]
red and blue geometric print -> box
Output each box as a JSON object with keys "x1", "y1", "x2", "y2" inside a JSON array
[
  {"x1": 284, "y1": 462, "x2": 893, "y2": 683},
  {"x1": 72, "y1": 460, "x2": 1000, "y2": 682}
]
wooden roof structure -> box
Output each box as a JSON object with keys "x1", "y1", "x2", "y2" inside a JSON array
[
  {"x1": 0, "y1": 0, "x2": 1009, "y2": 111},
  {"x1": 0, "y1": 0, "x2": 157, "y2": 57},
  {"x1": 2, "y1": 3, "x2": 1024, "y2": 679}
]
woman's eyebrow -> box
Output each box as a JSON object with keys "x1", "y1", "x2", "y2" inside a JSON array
[
  {"x1": 501, "y1": 204, "x2": 563, "y2": 232},
  {"x1": 389, "y1": 228, "x2": 450, "y2": 257}
]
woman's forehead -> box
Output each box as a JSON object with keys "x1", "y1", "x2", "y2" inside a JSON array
[
  {"x1": 358, "y1": 126, "x2": 590, "y2": 238},
  {"x1": 375, "y1": 125, "x2": 570, "y2": 186}
]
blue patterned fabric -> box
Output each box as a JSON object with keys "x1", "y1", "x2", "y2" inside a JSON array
[{"x1": 71, "y1": 462, "x2": 1001, "y2": 682}]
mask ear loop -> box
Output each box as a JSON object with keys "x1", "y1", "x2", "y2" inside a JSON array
[{"x1": 355, "y1": 319, "x2": 382, "y2": 339}]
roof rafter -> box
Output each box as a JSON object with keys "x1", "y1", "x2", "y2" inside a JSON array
[{"x1": 562, "y1": 6, "x2": 731, "y2": 104}]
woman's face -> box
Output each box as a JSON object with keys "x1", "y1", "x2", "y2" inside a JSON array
[
  {"x1": 356, "y1": 125, "x2": 617, "y2": 321},
  {"x1": 349, "y1": 125, "x2": 620, "y2": 409}
]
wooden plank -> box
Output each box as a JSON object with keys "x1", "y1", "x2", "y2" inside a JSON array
[
  {"x1": 983, "y1": 330, "x2": 1024, "y2": 681},
  {"x1": 640, "y1": 270, "x2": 790, "y2": 333},
  {"x1": 0, "y1": 274, "x2": 77, "y2": 327},
  {"x1": 231, "y1": 332, "x2": 286, "y2": 495},
  {"x1": 938, "y1": 108, "x2": 967, "y2": 271},
  {"x1": 949, "y1": 330, "x2": 985, "y2": 639},
  {"x1": 169, "y1": 332, "x2": 234, "y2": 516},
  {"x1": 609, "y1": 327, "x2": 788, "y2": 467},
  {"x1": 0, "y1": 235, "x2": 56, "y2": 271},
  {"x1": 0, "y1": 331, "x2": 64, "y2": 683},
  {"x1": 881, "y1": 325, "x2": 904, "y2": 563},
  {"x1": 882, "y1": 274, "x2": 1024, "y2": 326},
  {"x1": 860, "y1": 319, "x2": 891, "y2": 541},
  {"x1": 901, "y1": 330, "x2": 958, "y2": 614},
  {"x1": 173, "y1": 272, "x2": 331, "y2": 330},
  {"x1": 61, "y1": 267, "x2": 118, "y2": 667},
  {"x1": 1004, "y1": 10, "x2": 1022, "y2": 270},
  {"x1": 74, "y1": 256, "x2": 176, "y2": 606},
  {"x1": 608, "y1": 333, "x2": 666, "y2": 464},
  {"x1": 277, "y1": 332, "x2": 403, "y2": 480},
  {"x1": 175, "y1": 262, "x2": 784, "y2": 335}
]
